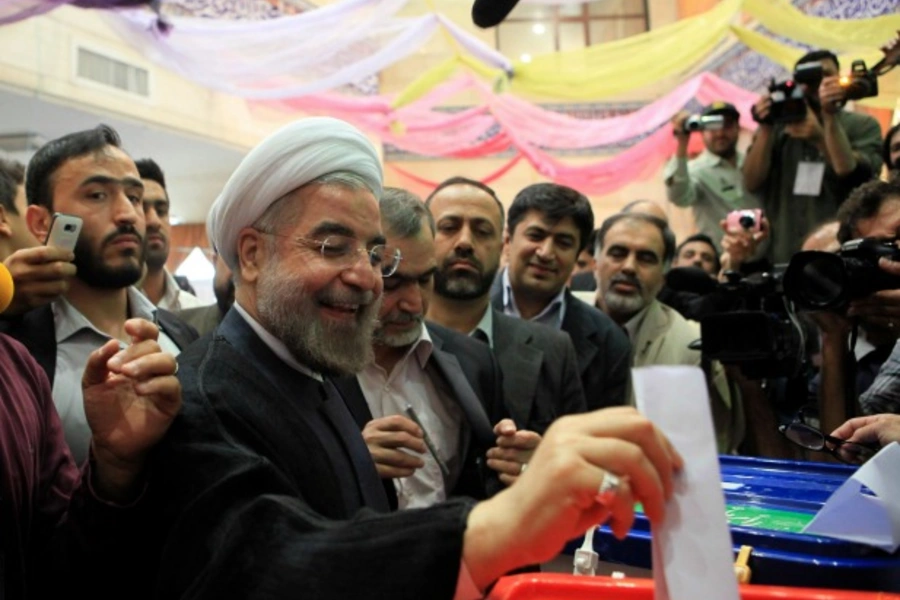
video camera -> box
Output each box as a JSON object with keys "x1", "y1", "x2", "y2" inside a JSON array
[
  {"x1": 699, "y1": 267, "x2": 806, "y2": 379},
  {"x1": 783, "y1": 237, "x2": 900, "y2": 312},
  {"x1": 682, "y1": 114, "x2": 724, "y2": 133},
  {"x1": 757, "y1": 63, "x2": 823, "y2": 125}
]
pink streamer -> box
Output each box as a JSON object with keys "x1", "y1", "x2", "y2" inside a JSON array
[{"x1": 256, "y1": 71, "x2": 758, "y2": 195}]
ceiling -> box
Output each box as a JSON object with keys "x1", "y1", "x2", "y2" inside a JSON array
[{"x1": 0, "y1": 85, "x2": 247, "y2": 225}]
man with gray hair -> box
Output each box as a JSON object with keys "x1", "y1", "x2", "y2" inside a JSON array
[
  {"x1": 576, "y1": 212, "x2": 742, "y2": 453},
  {"x1": 136, "y1": 117, "x2": 682, "y2": 600},
  {"x1": 336, "y1": 187, "x2": 535, "y2": 510}
]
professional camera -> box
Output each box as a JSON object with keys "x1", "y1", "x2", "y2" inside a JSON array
[
  {"x1": 756, "y1": 63, "x2": 823, "y2": 125},
  {"x1": 838, "y1": 59, "x2": 879, "y2": 101},
  {"x1": 683, "y1": 114, "x2": 724, "y2": 133},
  {"x1": 699, "y1": 267, "x2": 806, "y2": 379},
  {"x1": 783, "y1": 237, "x2": 900, "y2": 312}
]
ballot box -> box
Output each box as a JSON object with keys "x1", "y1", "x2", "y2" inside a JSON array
[
  {"x1": 560, "y1": 456, "x2": 900, "y2": 591},
  {"x1": 488, "y1": 574, "x2": 900, "y2": 600}
]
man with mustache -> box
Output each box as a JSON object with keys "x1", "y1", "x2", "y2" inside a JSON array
[
  {"x1": 337, "y1": 187, "x2": 531, "y2": 508},
  {"x1": 425, "y1": 177, "x2": 586, "y2": 435},
  {"x1": 586, "y1": 212, "x2": 741, "y2": 453},
  {"x1": 744, "y1": 49, "x2": 883, "y2": 263},
  {"x1": 490, "y1": 182, "x2": 631, "y2": 411},
  {"x1": 135, "y1": 159, "x2": 205, "y2": 311},
  {"x1": 135, "y1": 117, "x2": 683, "y2": 600},
  {"x1": 0, "y1": 125, "x2": 197, "y2": 461}
]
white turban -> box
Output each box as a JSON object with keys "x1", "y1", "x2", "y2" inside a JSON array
[{"x1": 208, "y1": 117, "x2": 383, "y2": 270}]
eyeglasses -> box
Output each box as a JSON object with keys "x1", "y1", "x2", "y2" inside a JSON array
[
  {"x1": 259, "y1": 232, "x2": 401, "y2": 277},
  {"x1": 778, "y1": 420, "x2": 879, "y2": 464}
]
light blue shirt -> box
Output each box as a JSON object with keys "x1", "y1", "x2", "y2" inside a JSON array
[{"x1": 501, "y1": 267, "x2": 567, "y2": 330}]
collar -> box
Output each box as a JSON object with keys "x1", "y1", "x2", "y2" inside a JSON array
[
  {"x1": 697, "y1": 149, "x2": 744, "y2": 169},
  {"x1": 53, "y1": 286, "x2": 158, "y2": 344},
  {"x1": 160, "y1": 269, "x2": 181, "y2": 308},
  {"x1": 501, "y1": 267, "x2": 567, "y2": 328},
  {"x1": 232, "y1": 301, "x2": 323, "y2": 382},
  {"x1": 623, "y1": 302, "x2": 654, "y2": 341},
  {"x1": 469, "y1": 305, "x2": 494, "y2": 348}
]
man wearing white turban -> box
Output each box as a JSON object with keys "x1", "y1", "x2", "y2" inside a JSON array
[{"x1": 138, "y1": 117, "x2": 682, "y2": 600}]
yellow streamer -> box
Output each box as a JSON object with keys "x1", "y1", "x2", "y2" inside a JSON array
[
  {"x1": 743, "y1": 0, "x2": 900, "y2": 53},
  {"x1": 390, "y1": 56, "x2": 461, "y2": 109},
  {"x1": 510, "y1": 0, "x2": 742, "y2": 99}
]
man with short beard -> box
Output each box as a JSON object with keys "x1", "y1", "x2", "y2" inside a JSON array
[
  {"x1": 336, "y1": 187, "x2": 523, "y2": 509},
  {"x1": 585, "y1": 212, "x2": 741, "y2": 453},
  {"x1": 135, "y1": 158, "x2": 205, "y2": 311},
  {"x1": 425, "y1": 177, "x2": 586, "y2": 434},
  {"x1": 0, "y1": 125, "x2": 197, "y2": 462}
]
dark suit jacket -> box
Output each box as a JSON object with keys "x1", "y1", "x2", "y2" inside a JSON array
[
  {"x1": 336, "y1": 322, "x2": 504, "y2": 507},
  {"x1": 175, "y1": 303, "x2": 224, "y2": 337},
  {"x1": 140, "y1": 309, "x2": 472, "y2": 600},
  {"x1": 492, "y1": 310, "x2": 586, "y2": 434},
  {"x1": 491, "y1": 280, "x2": 631, "y2": 411},
  {"x1": 0, "y1": 304, "x2": 198, "y2": 384}
]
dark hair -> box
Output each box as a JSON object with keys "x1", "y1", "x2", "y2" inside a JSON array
[
  {"x1": 26, "y1": 124, "x2": 122, "y2": 209},
  {"x1": 425, "y1": 176, "x2": 504, "y2": 229},
  {"x1": 0, "y1": 159, "x2": 25, "y2": 214},
  {"x1": 595, "y1": 212, "x2": 676, "y2": 265},
  {"x1": 883, "y1": 122, "x2": 900, "y2": 169},
  {"x1": 135, "y1": 158, "x2": 167, "y2": 191},
  {"x1": 508, "y1": 183, "x2": 593, "y2": 252},
  {"x1": 676, "y1": 233, "x2": 721, "y2": 272},
  {"x1": 381, "y1": 187, "x2": 435, "y2": 238},
  {"x1": 837, "y1": 179, "x2": 900, "y2": 243},
  {"x1": 795, "y1": 49, "x2": 839, "y2": 72}
]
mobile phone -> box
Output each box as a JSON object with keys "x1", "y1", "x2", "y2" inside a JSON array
[
  {"x1": 725, "y1": 209, "x2": 763, "y2": 234},
  {"x1": 44, "y1": 213, "x2": 83, "y2": 251}
]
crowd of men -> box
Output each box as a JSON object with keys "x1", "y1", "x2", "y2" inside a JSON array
[{"x1": 0, "y1": 45, "x2": 897, "y2": 599}]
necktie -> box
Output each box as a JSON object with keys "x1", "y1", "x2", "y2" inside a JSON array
[{"x1": 320, "y1": 379, "x2": 391, "y2": 513}]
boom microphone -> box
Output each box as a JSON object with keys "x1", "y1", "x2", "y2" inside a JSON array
[
  {"x1": 472, "y1": 0, "x2": 521, "y2": 28},
  {"x1": 0, "y1": 263, "x2": 13, "y2": 314}
]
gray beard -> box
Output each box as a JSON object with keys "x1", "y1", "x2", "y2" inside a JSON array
[
  {"x1": 375, "y1": 317, "x2": 423, "y2": 349},
  {"x1": 256, "y1": 259, "x2": 379, "y2": 377},
  {"x1": 604, "y1": 289, "x2": 647, "y2": 321}
]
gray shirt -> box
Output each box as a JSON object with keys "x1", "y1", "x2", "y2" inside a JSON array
[
  {"x1": 51, "y1": 287, "x2": 180, "y2": 462},
  {"x1": 664, "y1": 149, "x2": 760, "y2": 247}
]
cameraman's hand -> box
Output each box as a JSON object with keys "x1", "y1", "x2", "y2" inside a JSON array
[
  {"x1": 808, "y1": 310, "x2": 852, "y2": 342},
  {"x1": 846, "y1": 257, "x2": 900, "y2": 332},
  {"x1": 785, "y1": 105, "x2": 824, "y2": 143},
  {"x1": 3, "y1": 246, "x2": 76, "y2": 316},
  {"x1": 818, "y1": 75, "x2": 845, "y2": 116},
  {"x1": 718, "y1": 216, "x2": 769, "y2": 276},
  {"x1": 750, "y1": 95, "x2": 772, "y2": 126},
  {"x1": 671, "y1": 110, "x2": 691, "y2": 146}
]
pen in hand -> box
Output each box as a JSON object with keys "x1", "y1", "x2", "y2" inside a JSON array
[{"x1": 404, "y1": 404, "x2": 450, "y2": 478}]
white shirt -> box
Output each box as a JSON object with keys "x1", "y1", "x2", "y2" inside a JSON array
[
  {"x1": 155, "y1": 269, "x2": 206, "y2": 311},
  {"x1": 357, "y1": 326, "x2": 463, "y2": 510},
  {"x1": 501, "y1": 267, "x2": 567, "y2": 329},
  {"x1": 51, "y1": 287, "x2": 180, "y2": 463}
]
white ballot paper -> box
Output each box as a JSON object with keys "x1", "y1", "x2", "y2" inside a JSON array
[
  {"x1": 633, "y1": 366, "x2": 739, "y2": 600},
  {"x1": 803, "y1": 442, "x2": 900, "y2": 552}
]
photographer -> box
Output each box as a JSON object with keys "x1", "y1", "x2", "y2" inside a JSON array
[
  {"x1": 816, "y1": 180, "x2": 900, "y2": 437},
  {"x1": 743, "y1": 50, "x2": 883, "y2": 264},
  {"x1": 666, "y1": 103, "x2": 763, "y2": 248}
]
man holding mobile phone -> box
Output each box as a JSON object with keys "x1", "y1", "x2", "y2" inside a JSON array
[
  {"x1": 0, "y1": 125, "x2": 198, "y2": 463},
  {"x1": 665, "y1": 102, "x2": 763, "y2": 249}
]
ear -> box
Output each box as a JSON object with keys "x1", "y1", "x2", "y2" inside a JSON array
[
  {"x1": 0, "y1": 206, "x2": 13, "y2": 238},
  {"x1": 236, "y1": 227, "x2": 265, "y2": 285},
  {"x1": 26, "y1": 205, "x2": 51, "y2": 243}
]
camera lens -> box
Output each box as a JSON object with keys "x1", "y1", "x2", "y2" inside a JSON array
[
  {"x1": 64, "y1": 224, "x2": 75, "y2": 232},
  {"x1": 783, "y1": 251, "x2": 847, "y2": 310}
]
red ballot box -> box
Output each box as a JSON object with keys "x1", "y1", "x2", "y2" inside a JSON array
[{"x1": 488, "y1": 574, "x2": 900, "y2": 600}]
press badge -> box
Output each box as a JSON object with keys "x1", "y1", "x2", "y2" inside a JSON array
[{"x1": 793, "y1": 161, "x2": 825, "y2": 196}]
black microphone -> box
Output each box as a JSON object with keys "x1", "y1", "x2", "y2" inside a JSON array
[{"x1": 472, "y1": 0, "x2": 521, "y2": 28}]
